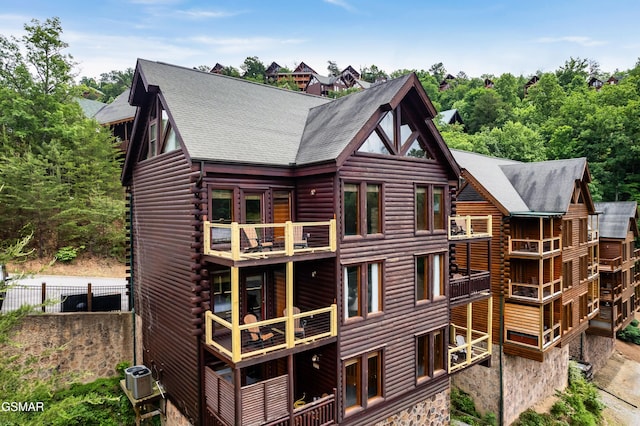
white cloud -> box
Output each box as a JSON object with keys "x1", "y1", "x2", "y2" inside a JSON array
[
  {"x1": 191, "y1": 36, "x2": 306, "y2": 54},
  {"x1": 535, "y1": 36, "x2": 607, "y2": 47},
  {"x1": 175, "y1": 9, "x2": 240, "y2": 19},
  {"x1": 323, "y1": 0, "x2": 356, "y2": 12}
]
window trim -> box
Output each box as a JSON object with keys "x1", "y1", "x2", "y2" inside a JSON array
[
  {"x1": 415, "y1": 327, "x2": 447, "y2": 384},
  {"x1": 343, "y1": 348, "x2": 385, "y2": 417},
  {"x1": 343, "y1": 260, "x2": 385, "y2": 322},
  {"x1": 414, "y1": 183, "x2": 449, "y2": 234},
  {"x1": 342, "y1": 181, "x2": 385, "y2": 239},
  {"x1": 415, "y1": 252, "x2": 447, "y2": 304}
]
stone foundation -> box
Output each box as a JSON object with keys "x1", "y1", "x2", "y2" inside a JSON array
[
  {"x1": 374, "y1": 388, "x2": 450, "y2": 426},
  {"x1": 452, "y1": 344, "x2": 569, "y2": 425},
  {"x1": 163, "y1": 399, "x2": 193, "y2": 426},
  {"x1": 5, "y1": 312, "x2": 133, "y2": 383},
  {"x1": 568, "y1": 332, "x2": 615, "y2": 372}
]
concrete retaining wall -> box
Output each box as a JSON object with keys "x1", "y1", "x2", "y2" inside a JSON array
[{"x1": 5, "y1": 312, "x2": 133, "y2": 383}]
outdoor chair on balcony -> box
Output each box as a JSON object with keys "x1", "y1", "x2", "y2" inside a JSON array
[
  {"x1": 243, "y1": 313, "x2": 274, "y2": 348},
  {"x1": 242, "y1": 227, "x2": 273, "y2": 252},
  {"x1": 293, "y1": 226, "x2": 309, "y2": 249},
  {"x1": 283, "y1": 306, "x2": 306, "y2": 338}
]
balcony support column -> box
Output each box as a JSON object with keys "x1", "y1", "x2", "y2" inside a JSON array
[
  {"x1": 231, "y1": 266, "x2": 241, "y2": 363},
  {"x1": 487, "y1": 297, "x2": 493, "y2": 355},
  {"x1": 286, "y1": 261, "x2": 294, "y2": 348},
  {"x1": 466, "y1": 302, "x2": 472, "y2": 363}
]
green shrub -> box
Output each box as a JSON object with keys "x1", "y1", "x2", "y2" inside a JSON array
[
  {"x1": 617, "y1": 324, "x2": 640, "y2": 345},
  {"x1": 630, "y1": 319, "x2": 639, "y2": 327},
  {"x1": 54, "y1": 245, "x2": 84, "y2": 263}
]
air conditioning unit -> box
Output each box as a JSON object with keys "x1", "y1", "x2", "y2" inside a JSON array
[{"x1": 131, "y1": 366, "x2": 153, "y2": 399}]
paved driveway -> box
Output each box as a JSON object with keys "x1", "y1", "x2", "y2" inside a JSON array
[{"x1": 594, "y1": 344, "x2": 640, "y2": 425}]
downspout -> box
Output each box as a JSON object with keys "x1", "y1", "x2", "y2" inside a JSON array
[
  {"x1": 499, "y1": 217, "x2": 505, "y2": 426},
  {"x1": 129, "y1": 188, "x2": 137, "y2": 365},
  {"x1": 196, "y1": 161, "x2": 205, "y2": 426}
]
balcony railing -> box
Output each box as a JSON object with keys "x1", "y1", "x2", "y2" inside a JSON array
[
  {"x1": 205, "y1": 368, "x2": 336, "y2": 426},
  {"x1": 508, "y1": 236, "x2": 561, "y2": 257},
  {"x1": 205, "y1": 305, "x2": 337, "y2": 363},
  {"x1": 448, "y1": 324, "x2": 491, "y2": 373},
  {"x1": 448, "y1": 215, "x2": 492, "y2": 240},
  {"x1": 600, "y1": 283, "x2": 623, "y2": 302},
  {"x1": 599, "y1": 256, "x2": 622, "y2": 272},
  {"x1": 633, "y1": 248, "x2": 640, "y2": 261},
  {"x1": 508, "y1": 277, "x2": 562, "y2": 303},
  {"x1": 203, "y1": 220, "x2": 336, "y2": 261},
  {"x1": 588, "y1": 262, "x2": 599, "y2": 280},
  {"x1": 450, "y1": 270, "x2": 490, "y2": 303}
]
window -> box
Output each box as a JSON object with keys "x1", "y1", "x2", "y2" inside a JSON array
[
  {"x1": 579, "y1": 293, "x2": 588, "y2": 323},
  {"x1": 562, "y1": 260, "x2": 573, "y2": 290},
  {"x1": 416, "y1": 187, "x2": 427, "y2": 231},
  {"x1": 433, "y1": 187, "x2": 445, "y2": 230},
  {"x1": 562, "y1": 302, "x2": 573, "y2": 333},
  {"x1": 212, "y1": 269, "x2": 231, "y2": 322},
  {"x1": 148, "y1": 122, "x2": 157, "y2": 158},
  {"x1": 212, "y1": 190, "x2": 233, "y2": 223},
  {"x1": 563, "y1": 220, "x2": 573, "y2": 248},
  {"x1": 415, "y1": 185, "x2": 447, "y2": 232},
  {"x1": 416, "y1": 328, "x2": 446, "y2": 381},
  {"x1": 344, "y1": 359, "x2": 361, "y2": 409},
  {"x1": 344, "y1": 350, "x2": 383, "y2": 413},
  {"x1": 579, "y1": 219, "x2": 588, "y2": 244},
  {"x1": 356, "y1": 106, "x2": 433, "y2": 159},
  {"x1": 416, "y1": 254, "x2": 445, "y2": 302},
  {"x1": 344, "y1": 262, "x2": 383, "y2": 320},
  {"x1": 343, "y1": 182, "x2": 383, "y2": 237},
  {"x1": 344, "y1": 184, "x2": 359, "y2": 236},
  {"x1": 579, "y1": 256, "x2": 588, "y2": 282}
]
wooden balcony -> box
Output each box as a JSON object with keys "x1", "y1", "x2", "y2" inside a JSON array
[
  {"x1": 508, "y1": 236, "x2": 561, "y2": 258},
  {"x1": 505, "y1": 323, "x2": 561, "y2": 351},
  {"x1": 205, "y1": 305, "x2": 337, "y2": 363},
  {"x1": 600, "y1": 284, "x2": 623, "y2": 302},
  {"x1": 205, "y1": 368, "x2": 336, "y2": 426},
  {"x1": 203, "y1": 220, "x2": 336, "y2": 263},
  {"x1": 633, "y1": 248, "x2": 640, "y2": 261},
  {"x1": 448, "y1": 324, "x2": 491, "y2": 373},
  {"x1": 450, "y1": 270, "x2": 490, "y2": 304},
  {"x1": 448, "y1": 215, "x2": 492, "y2": 240},
  {"x1": 508, "y1": 277, "x2": 562, "y2": 303},
  {"x1": 599, "y1": 256, "x2": 622, "y2": 272}
]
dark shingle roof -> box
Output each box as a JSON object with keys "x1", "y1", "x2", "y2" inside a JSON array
[
  {"x1": 595, "y1": 201, "x2": 638, "y2": 239},
  {"x1": 134, "y1": 59, "x2": 330, "y2": 166},
  {"x1": 94, "y1": 89, "x2": 136, "y2": 125},
  {"x1": 452, "y1": 149, "x2": 590, "y2": 215},
  {"x1": 501, "y1": 157, "x2": 588, "y2": 213},
  {"x1": 132, "y1": 60, "x2": 416, "y2": 167},
  {"x1": 296, "y1": 74, "x2": 412, "y2": 165},
  {"x1": 76, "y1": 97, "x2": 107, "y2": 118}
]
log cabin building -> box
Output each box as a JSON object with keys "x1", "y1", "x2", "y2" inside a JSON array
[
  {"x1": 588, "y1": 201, "x2": 640, "y2": 337},
  {"x1": 122, "y1": 59, "x2": 491, "y2": 426},
  {"x1": 449, "y1": 149, "x2": 601, "y2": 424}
]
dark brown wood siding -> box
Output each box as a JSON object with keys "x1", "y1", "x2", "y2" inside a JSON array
[
  {"x1": 131, "y1": 149, "x2": 201, "y2": 421},
  {"x1": 337, "y1": 153, "x2": 453, "y2": 425}
]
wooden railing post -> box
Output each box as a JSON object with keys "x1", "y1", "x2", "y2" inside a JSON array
[
  {"x1": 87, "y1": 283, "x2": 92, "y2": 312},
  {"x1": 203, "y1": 220, "x2": 211, "y2": 255},
  {"x1": 285, "y1": 221, "x2": 293, "y2": 256},
  {"x1": 231, "y1": 223, "x2": 240, "y2": 261},
  {"x1": 329, "y1": 219, "x2": 337, "y2": 252},
  {"x1": 41, "y1": 282, "x2": 46, "y2": 312}
]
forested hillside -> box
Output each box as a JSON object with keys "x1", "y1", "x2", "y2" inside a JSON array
[
  {"x1": 0, "y1": 18, "x2": 125, "y2": 260},
  {"x1": 1, "y1": 17, "x2": 638, "y2": 260}
]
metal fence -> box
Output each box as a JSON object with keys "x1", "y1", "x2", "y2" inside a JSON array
[{"x1": 1, "y1": 281, "x2": 130, "y2": 313}]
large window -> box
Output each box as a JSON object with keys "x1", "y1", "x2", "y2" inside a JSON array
[
  {"x1": 344, "y1": 350, "x2": 383, "y2": 414},
  {"x1": 415, "y1": 185, "x2": 446, "y2": 232},
  {"x1": 563, "y1": 220, "x2": 573, "y2": 248},
  {"x1": 212, "y1": 269, "x2": 231, "y2": 322},
  {"x1": 563, "y1": 260, "x2": 573, "y2": 290},
  {"x1": 344, "y1": 262, "x2": 383, "y2": 320},
  {"x1": 416, "y1": 253, "x2": 445, "y2": 302},
  {"x1": 416, "y1": 328, "x2": 446, "y2": 381},
  {"x1": 343, "y1": 182, "x2": 383, "y2": 237}
]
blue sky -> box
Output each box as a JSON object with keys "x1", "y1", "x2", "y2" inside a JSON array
[{"x1": 2, "y1": 0, "x2": 639, "y2": 80}]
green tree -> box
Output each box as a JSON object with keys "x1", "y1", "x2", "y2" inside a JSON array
[
  {"x1": 327, "y1": 60, "x2": 340, "y2": 77},
  {"x1": 475, "y1": 121, "x2": 546, "y2": 162},
  {"x1": 241, "y1": 56, "x2": 266, "y2": 82},
  {"x1": 360, "y1": 65, "x2": 387, "y2": 83},
  {"x1": 0, "y1": 17, "x2": 124, "y2": 258}
]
